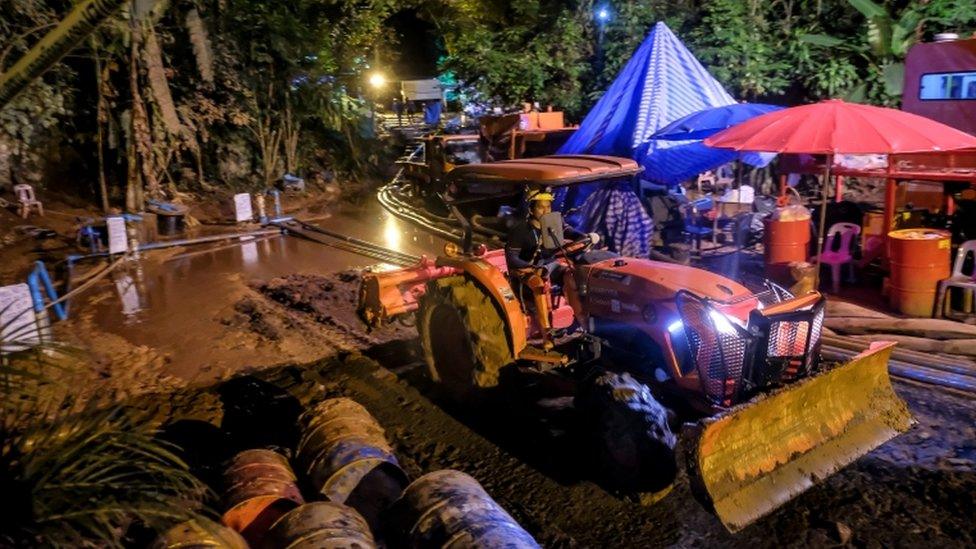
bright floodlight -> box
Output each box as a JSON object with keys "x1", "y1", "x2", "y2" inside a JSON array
[
  {"x1": 368, "y1": 72, "x2": 386, "y2": 89},
  {"x1": 597, "y1": 8, "x2": 609, "y2": 21}
]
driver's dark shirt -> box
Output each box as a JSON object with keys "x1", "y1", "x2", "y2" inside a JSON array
[
  {"x1": 505, "y1": 220, "x2": 543, "y2": 270},
  {"x1": 505, "y1": 219, "x2": 583, "y2": 271}
]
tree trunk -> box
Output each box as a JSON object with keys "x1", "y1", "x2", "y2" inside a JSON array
[
  {"x1": 130, "y1": 23, "x2": 159, "y2": 205},
  {"x1": 0, "y1": 133, "x2": 12, "y2": 192},
  {"x1": 142, "y1": 24, "x2": 183, "y2": 137},
  {"x1": 93, "y1": 37, "x2": 110, "y2": 213}
]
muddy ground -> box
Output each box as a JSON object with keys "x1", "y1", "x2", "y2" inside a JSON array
[
  {"x1": 133, "y1": 270, "x2": 974, "y2": 549},
  {"x1": 4, "y1": 183, "x2": 974, "y2": 547}
]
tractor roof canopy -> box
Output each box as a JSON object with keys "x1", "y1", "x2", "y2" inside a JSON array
[{"x1": 445, "y1": 155, "x2": 641, "y2": 201}]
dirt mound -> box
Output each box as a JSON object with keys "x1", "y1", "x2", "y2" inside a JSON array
[{"x1": 245, "y1": 271, "x2": 416, "y2": 349}]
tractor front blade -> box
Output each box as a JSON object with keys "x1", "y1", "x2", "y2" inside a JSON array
[{"x1": 682, "y1": 342, "x2": 914, "y2": 533}]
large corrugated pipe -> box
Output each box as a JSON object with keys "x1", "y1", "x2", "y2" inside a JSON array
[
  {"x1": 220, "y1": 449, "x2": 305, "y2": 546},
  {"x1": 296, "y1": 398, "x2": 408, "y2": 530},
  {"x1": 150, "y1": 518, "x2": 248, "y2": 549},
  {"x1": 263, "y1": 502, "x2": 377, "y2": 549},
  {"x1": 390, "y1": 470, "x2": 540, "y2": 548},
  {"x1": 0, "y1": 0, "x2": 129, "y2": 109}
]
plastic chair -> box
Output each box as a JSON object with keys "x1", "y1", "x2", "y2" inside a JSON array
[
  {"x1": 14, "y1": 184, "x2": 43, "y2": 219},
  {"x1": 816, "y1": 222, "x2": 860, "y2": 293},
  {"x1": 934, "y1": 240, "x2": 976, "y2": 319},
  {"x1": 682, "y1": 199, "x2": 713, "y2": 254}
]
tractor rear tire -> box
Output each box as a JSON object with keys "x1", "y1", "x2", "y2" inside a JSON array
[
  {"x1": 576, "y1": 371, "x2": 677, "y2": 502},
  {"x1": 417, "y1": 276, "x2": 514, "y2": 402}
]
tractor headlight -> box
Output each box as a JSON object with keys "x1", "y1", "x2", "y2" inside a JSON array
[{"x1": 708, "y1": 309, "x2": 741, "y2": 335}]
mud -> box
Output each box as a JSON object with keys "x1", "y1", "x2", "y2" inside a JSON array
[
  {"x1": 144, "y1": 265, "x2": 975, "y2": 548},
  {"x1": 142, "y1": 344, "x2": 974, "y2": 548},
  {"x1": 5, "y1": 190, "x2": 973, "y2": 547}
]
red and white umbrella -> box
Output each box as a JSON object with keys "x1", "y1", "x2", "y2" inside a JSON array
[{"x1": 705, "y1": 99, "x2": 976, "y2": 286}]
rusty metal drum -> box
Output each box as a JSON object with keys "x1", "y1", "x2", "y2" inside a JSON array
[
  {"x1": 764, "y1": 218, "x2": 811, "y2": 282},
  {"x1": 221, "y1": 449, "x2": 304, "y2": 546},
  {"x1": 263, "y1": 501, "x2": 376, "y2": 549},
  {"x1": 392, "y1": 470, "x2": 540, "y2": 548},
  {"x1": 150, "y1": 518, "x2": 248, "y2": 549},
  {"x1": 887, "y1": 228, "x2": 951, "y2": 316},
  {"x1": 297, "y1": 398, "x2": 407, "y2": 504}
]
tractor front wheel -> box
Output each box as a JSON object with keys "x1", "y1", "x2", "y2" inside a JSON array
[
  {"x1": 417, "y1": 276, "x2": 514, "y2": 402},
  {"x1": 576, "y1": 371, "x2": 678, "y2": 503}
]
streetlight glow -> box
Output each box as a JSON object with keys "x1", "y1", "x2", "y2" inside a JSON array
[
  {"x1": 597, "y1": 7, "x2": 609, "y2": 21},
  {"x1": 368, "y1": 72, "x2": 386, "y2": 89}
]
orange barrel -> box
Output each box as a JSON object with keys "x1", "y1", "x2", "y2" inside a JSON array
[
  {"x1": 886, "y1": 229, "x2": 951, "y2": 317},
  {"x1": 221, "y1": 449, "x2": 304, "y2": 546},
  {"x1": 764, "y1": 218, "x2": 811, "y2": 281}
]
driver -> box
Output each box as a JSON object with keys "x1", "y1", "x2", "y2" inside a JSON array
[{"x1": 505, "y1": 188, "x2": 598, "y2": 350}]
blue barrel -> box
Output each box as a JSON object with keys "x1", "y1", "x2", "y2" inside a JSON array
[
  {"x1": 393, "y1": 470, "x2": 540, "y2": 548},
  {"x1": 297, "y1": 398, "x2": 408, "y2": 530}
]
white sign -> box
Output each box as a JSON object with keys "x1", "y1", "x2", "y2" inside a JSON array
[
  {"x1": 114, "y1": 274, "x2": 142, "y2": 318},
  {"x1": 0, "y1": 283, "x2": 40, "y2": 353},
  {"x1": 234, "y1": 193, "x2": 253, "y2": 223},
  {"x1": 106, "y1": 216, "x2": 128, "y2": 255},
  {"x1": 241, "y1": 240, "x2": 258, "y2": 265}
]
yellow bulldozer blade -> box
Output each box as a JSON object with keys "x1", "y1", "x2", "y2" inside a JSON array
[{"x1": 682, "y1": 342, "x2": 915, "y2": 533}]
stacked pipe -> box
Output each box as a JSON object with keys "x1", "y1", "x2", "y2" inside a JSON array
[
  {"x1": 823, "y1": 300, "x2": 976, "y2": 395},
  {"x1": 150, "y1": 518, "x2": 248, "y2": 549},
  {"x1": 296, "y1": 397, "x2": 408, "y2": 531},
  {"x1": 389, "y1": 470, "x2": 541, "y2": 548},
  {"x1": 210, "y1": 397, "x2": 540, "y2": 548},
  {"x1": 263, "y1": 502, "x2": 376, "y2": 549},
  {"x1": 220, "y1": 449, "x2": 304, "y2": 546}
]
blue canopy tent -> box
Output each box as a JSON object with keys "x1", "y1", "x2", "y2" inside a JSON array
[{"x1": 555, "y1": 22, "x2": 744, "y2": 255}]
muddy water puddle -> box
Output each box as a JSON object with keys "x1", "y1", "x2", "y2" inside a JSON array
[{"x1": 74, "y1": 202, "x2": 444, "y2": 380}]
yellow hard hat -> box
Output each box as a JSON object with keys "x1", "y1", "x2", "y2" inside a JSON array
[{"x1": 527, "y1": 188, "x2": 554, "y2": 203}]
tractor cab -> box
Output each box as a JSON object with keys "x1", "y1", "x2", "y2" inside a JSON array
[{"x1": 441, "y1": 154, "x2": 643, "y2": 238}]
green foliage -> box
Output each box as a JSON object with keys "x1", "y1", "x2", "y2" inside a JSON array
[
  {"x1": 437, "y1": 0, "x2": 594, "y2": 115},
  {"x1": 1, "y1": 319, "x2": 209, "y2": 546},
  {"x1": 690, "y1": 0, "x2": 790, "y2": 99}
]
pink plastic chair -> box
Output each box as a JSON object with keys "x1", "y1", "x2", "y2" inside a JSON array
[{"x1": 817, "y1": 222, "x2": 860, "y2": 293}]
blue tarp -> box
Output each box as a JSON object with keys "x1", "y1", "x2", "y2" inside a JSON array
[
  {"x1": 554, "y1": 22, "x2": 741, "y2": 254},
  {"x1": 558, "y1": 21, "x2": 736, "y2": 184}
]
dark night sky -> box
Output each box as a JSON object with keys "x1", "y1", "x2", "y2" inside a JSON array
[{"x1": 384, "y1": 9, "x2": 442, "y2": 80}]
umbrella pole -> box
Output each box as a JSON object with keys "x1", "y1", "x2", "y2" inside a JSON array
[{"x1": 814, "y1": 157, "x2": 832, "y2": 290}]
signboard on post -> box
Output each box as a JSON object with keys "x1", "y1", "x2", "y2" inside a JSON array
[
  {"x1": 401, "y1": 79, "x2": 443, "y2": 102},
  {"x1": 106, "y1": 216, "x2": 128, "y2": 255},
  {"x1": 0, "y1": 283, "x2": 39, "y2": 353},
  {"x1": 234, "y1": 193, "x2": 253, "y2": 223}
]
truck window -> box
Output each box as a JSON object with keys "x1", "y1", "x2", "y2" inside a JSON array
[{"x1": 919, "y1": 71, "x2": 976, "y2": 100}]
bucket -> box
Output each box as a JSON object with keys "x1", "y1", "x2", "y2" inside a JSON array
[
  {"x1": 148, "y1": 203, "x2": 189, "y2": 237},
  {"x1": 764, "y1": 218, "x2": 811, "y2": 282},
  {"x1": 221, "y1": 449, "x2": 304, "y2": 546},
  {"x1": 264, "y1": 501, "x2": 375, "y2": 549},
  {"x1": 390, "y1": 470, "x2": 540, "y2": 548},
  {"x1": 887, "y1": 229, "x2": 951, "y2": 316},
  {"x1": 150, "y1": 518, "x2": 248, "y2": 549}
]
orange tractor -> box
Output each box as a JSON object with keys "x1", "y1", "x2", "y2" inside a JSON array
[{"x1": 359, "y1": 155, "x2": 914, "y2": 532}]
